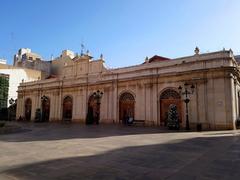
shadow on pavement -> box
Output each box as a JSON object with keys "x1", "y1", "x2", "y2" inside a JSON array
[
  {"x1": 1, "y1": 135, "x2": 240, "y2": 180},
  {"x1": 0, "y1": 122, "x2": 190, "y2": 142}
]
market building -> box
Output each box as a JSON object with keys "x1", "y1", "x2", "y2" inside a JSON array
[{"x1": 16, "y1": 48, "x2": 240, "y2": 130}]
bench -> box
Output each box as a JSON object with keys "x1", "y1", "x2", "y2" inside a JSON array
[{"x1": 133, "y1": 119, "x2": 145, "y2": 126}]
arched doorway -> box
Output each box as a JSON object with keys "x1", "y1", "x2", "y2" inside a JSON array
[
  {"x1": 160, "y1": 89, "x2": 182, "y2": 126},
  {"x1": 42, "y1": 97, "x2": 50, "y2": 122},
  {"x1": 25, "y1": 98, "x2": 32, "y2": 121},
  {"x1": 86, "y1": 95, "x2": 99, "y2": 124},
  {"x1": 62, "y1": 96, "x2": 73, "y2": 121},
  {"x1": 119, "y1": 92, "x2": 135, "y2": 124}
]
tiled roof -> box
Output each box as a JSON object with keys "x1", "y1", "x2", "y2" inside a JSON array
[
  {"x1": 143, "y1": 55, "x2": 170, "y2": 64},
  {"x1": 46, "y1": 75, "x2": 57, "y2": 79},
  {"x1": 149, "y1": 55, "x2": 170, "y2": 62}
]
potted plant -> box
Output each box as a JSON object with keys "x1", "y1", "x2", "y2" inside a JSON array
[{"x1": 34, "y1": 108, "x2": 42, "y2": 122}]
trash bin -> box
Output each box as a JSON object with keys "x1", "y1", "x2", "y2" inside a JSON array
[{"x1": 197, "y1": 123, "x2": 202, "y2": 131}]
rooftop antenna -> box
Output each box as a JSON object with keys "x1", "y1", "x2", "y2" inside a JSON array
[
  {"x1": 145, "y1": 56, "x2": 149, "y2": 63},
  {"x1": 81, "y1": 43, "x2": 85, "y2": 56},
  {"x1": 100, "y1": 53, "x2": 104, "y2": 60},
  {"x1": 51, "y1": 54, "x2": 54, "y2": 61},
  {"x1": 10, "y1": 32, "x2": 16, "y2": 64},
  {"x1": 194, "y1": 46, "x2": 200, "y2": 55},
  {"x1": 81, "y1": 38, "x2": 86, "y2": 56},
  {"x1": 86, "y1": 50, "x2": 90, "y2": 56}
]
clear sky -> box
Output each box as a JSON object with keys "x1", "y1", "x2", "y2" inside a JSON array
[{"x1": 0, "y1": 0, "x2": 239, "y2": 68}]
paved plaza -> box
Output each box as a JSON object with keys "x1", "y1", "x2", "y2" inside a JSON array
[{"x1": 0, "y1": 122, "x2": 240, "y2": 180}]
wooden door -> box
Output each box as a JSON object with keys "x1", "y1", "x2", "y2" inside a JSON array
[
  {"x1": 25, "y1": 98, "x2": 32, "y2": 121},
  {"x1": 42, "y1": 98, "x2": 50, "y2": 122},
  {"x1": 87, "y1": 95, "x2": 99, "y2": 124},
  {"x1": 62, "y1": 96, "x2": 73, "y2": 120},
  {"x1": 119, "y1": 93, "x2": 135, "y2": 124}
]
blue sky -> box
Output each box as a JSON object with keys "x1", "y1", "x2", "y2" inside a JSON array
[{"x1": 0, "y1": 0, "x2": 239, "y2": 67}]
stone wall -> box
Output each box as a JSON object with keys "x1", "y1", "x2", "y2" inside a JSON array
[{"x1": 16, "y1": 50, "x2": 240, "y2": 130}]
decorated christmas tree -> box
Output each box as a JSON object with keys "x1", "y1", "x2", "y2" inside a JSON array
[{"x1": 167, "y1": 104, "x2": 180, "y2": 130}]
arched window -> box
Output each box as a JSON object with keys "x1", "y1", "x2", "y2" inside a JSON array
[
  {"x1": 119, "y1": 92, "x2": 135, "y2": 124},
  {"x1": 25, "y1": 98, "x2": 32, "y2": 121},
  {"x1": 62, "y1": 96, "x2": 73, "y2": 121},
  {"x1": 160, "y1": 89, "x2": 181, "y2": 99}
]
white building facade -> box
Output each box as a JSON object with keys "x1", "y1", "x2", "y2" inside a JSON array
[{"x1": 0, "y1": 64, "x2": 42, "y2": 106}]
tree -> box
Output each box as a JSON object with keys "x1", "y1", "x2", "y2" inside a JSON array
[
  {"x1": 167, "y1": 104, "x2": 180, "y2": 130},
  {"x1": 0, "y1": 75, "x2": 9, "y2": 112}
]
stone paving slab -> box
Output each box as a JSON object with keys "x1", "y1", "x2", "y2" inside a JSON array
[{"x1": 0, "y1": 122, "x2": 240, "y2": 179}]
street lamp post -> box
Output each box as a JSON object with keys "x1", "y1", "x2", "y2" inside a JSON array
[
  {"x1": 93, "y1": 90, "x2": 103, "y2": 125},
  {"x1": 178, "y1": 83, "x2": 195, "y2": 130},
  {"x1": 41, "y1": 95, "x2": 48, "y2": 122},
  {"x1": 8, "y1": 98, "x2": 16, "y2": 121},
  {"x1": 9, "y1": 98, "x2": 15, "y2": 105}
]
